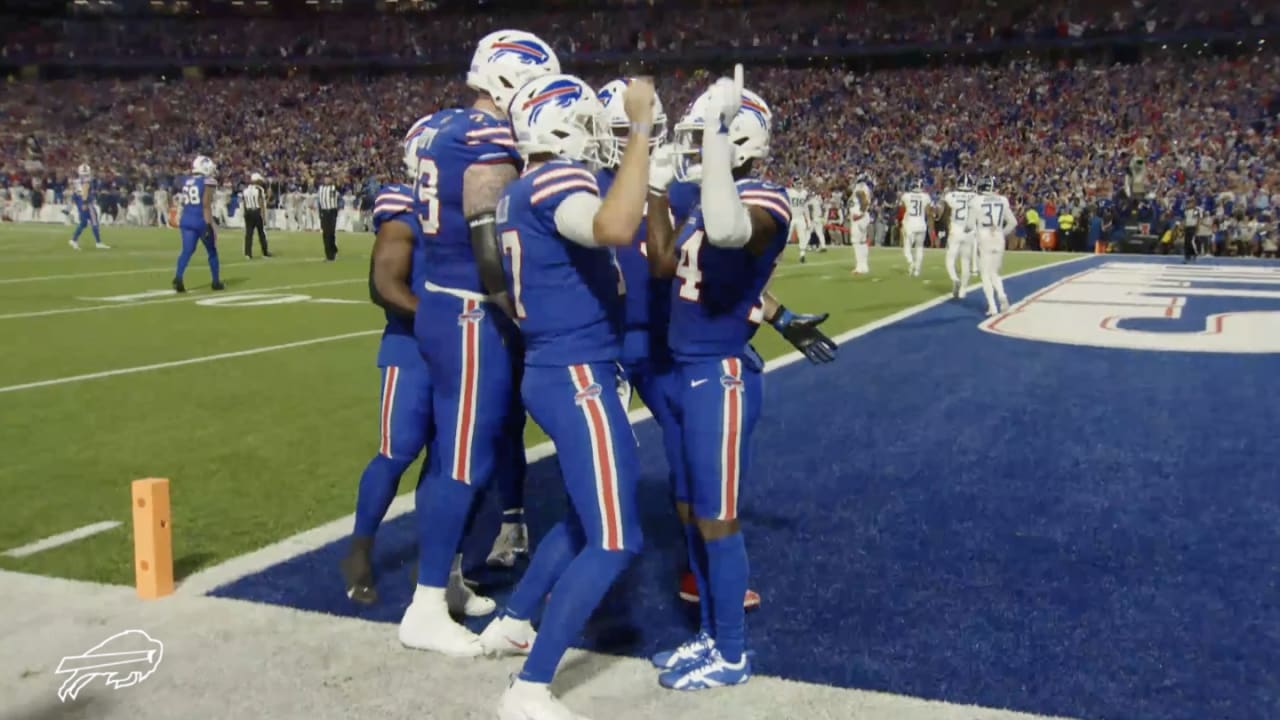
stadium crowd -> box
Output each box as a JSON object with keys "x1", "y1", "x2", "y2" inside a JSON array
[
  {"x1": 1, "y1": 0, "x2": 1273, "y2": 63},
  {"x1": 5, "y1": 52, "x2": 1278, "y2": 227}
]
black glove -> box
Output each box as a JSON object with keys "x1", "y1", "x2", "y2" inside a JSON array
[{"x1": 771, "y1": 306, "x2": 837, "y2": 364}]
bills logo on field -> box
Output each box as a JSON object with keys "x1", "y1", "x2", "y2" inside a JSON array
[
  {"x1": 56, "y1": 630, "x2": 163, "y2": 702},
  {"x1": 982, "y1": 261, "x2": 1280, "y2": 353},
  {"x1": 574, "y1": 382, "x2": 603, "y2": 405}
]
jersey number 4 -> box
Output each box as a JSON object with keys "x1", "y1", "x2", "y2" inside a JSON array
[{"x1": 676, "y1": 229, "x2": 764, "y2": 323}]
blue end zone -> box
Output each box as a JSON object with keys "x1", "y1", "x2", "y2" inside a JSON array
[{"x1": 211, "y1": 256, "x2": 1280, "y2": 720}]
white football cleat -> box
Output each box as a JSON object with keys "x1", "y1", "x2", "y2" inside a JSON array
[
  {"x1": 95, "y1": 243, "x2": 111, "y2": 250},
  {"x1": 487, "y1": 522, "x2": 529, "y2": 568},
  {"x1": 985, "y1": 307, "x2": 998, "y2": 317},
  {"x1": 447, "y1": 556, "x2": 495, "y2": 617},
  {"x1": 398, "y1": 586, "x2": 483, "y2": 657},
  {"x1": 479, "y1": 613, "x2": 537, "y2": 657},
  {"x1": 69, "y1": 240, "x2": 80, "y2": 250},
  {"x1": 951, "y1": 280, "x2": 960, "y2": 299},
  {"x1": 998, "y1": 295, "x2": 1011, "y2": 313},
  {"x1": 498, "y1": 677, "x2": 591, "y2": 720}
]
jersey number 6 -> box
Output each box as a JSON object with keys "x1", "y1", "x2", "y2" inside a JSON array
[{"x1": 415, "y1": 158, "x2": 441, "y2": 234}]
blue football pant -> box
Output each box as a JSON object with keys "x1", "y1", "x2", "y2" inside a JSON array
[
  {"x1": 675, "y1": 356, "x2": 762, "y2": 662},
  {"x1": 513, "y1": 362, "x2": 642, "y2": 683},
  {"x1": 413, "y1": 291, "x2": 521, "y2": 587},
  {"x1": 623, "y1": 360, "x2": 686, "y2": 503},
  {"x1": 176, "y1": 226, "x2": 221, "y2": 284},
  {"x1": 71, "y1": 204, "x2": 101, "y2": 244},
  {"x1": 352, "y1": 362, "x2": 433, "y2": 540}
]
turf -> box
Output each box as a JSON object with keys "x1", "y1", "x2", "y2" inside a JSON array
[{"x1": 0, "y1": 221, "x2": 1068, "y2": 584}]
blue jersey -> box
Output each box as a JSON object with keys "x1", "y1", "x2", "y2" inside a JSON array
[
  {"x1": 498, "y1": 159, "x2": 623, "y2": 367},
  {"x1": 413, "y1": 108, "x2": 520, "y2": 294},
  {"x1": 178, "y1": 175, "x2": 216, "y2": 229},
  {"x1": 72, "y1": 178, "x2": 98, "y2": 209},
  {"x1": 372, "y1": 183, "x2": 430, "y2": 367},
  {"x1": 669, "y1": 180, "x2": 699, "y2": 223},
  {"x1": 668, "y1": 178, "x2": 792, "y2": 362},
  {"x1": 597, "y1": 167, "x2": 672, "y2": 367}
]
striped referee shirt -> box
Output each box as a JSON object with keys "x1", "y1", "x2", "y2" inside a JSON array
[
  {"x1": 317, "y1": 184, "x2": 339, "y2": 210},
  {"x1": 242, "y1": 183, "x2": 265, "y2": 211}
]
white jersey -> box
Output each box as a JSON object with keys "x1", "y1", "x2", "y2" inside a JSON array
[
  {"x1": 943, "y1": 190, "x2": 977, "y2": 236},
  {"x1": 900, "y1": 190, "x2": 932, "y2": 231},
  {"x1": 964, "y1": 192, "x2": 1016, "y2": 237},
  {"x1": 805, "y1": 193, "x2": 824, "y2": 224},
  {"x1": 847, "y1": 194, "x2": 872, "y2": 241},
  {"x1": 787, "y1": 188, "x2": 810, "y2": 221}
]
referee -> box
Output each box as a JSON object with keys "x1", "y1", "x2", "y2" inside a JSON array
[
  {"x1": 242, "y1": 172, "x2": 271, "y2": 258},
  {"x1": 317, "y1": 175, "x2": 340, "y2": 261}
]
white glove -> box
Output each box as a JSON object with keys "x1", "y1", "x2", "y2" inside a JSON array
[
  {"x1": 702, "y1": 78, "x2": 741, "y2": 134},
  {"x1": 649, "y1": 143, "x2": 675, "y2": 194}
]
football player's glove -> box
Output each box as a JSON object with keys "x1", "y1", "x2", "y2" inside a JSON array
[{"x1": 770, "y1": 306, "x2": 837, "y2": 364}]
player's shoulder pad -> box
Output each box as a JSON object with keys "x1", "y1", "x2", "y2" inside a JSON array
[
  {"x1": 736, "y1": 178, "x2": 791, "y2": 223},
  {"x1": 372, "y1": 183, "x2": 416, "y2": 226},
  {"x1": 529, "y1": 160, "x2": 599, "y2": 206}
]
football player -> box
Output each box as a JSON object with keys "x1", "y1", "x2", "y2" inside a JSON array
[
  {"x1": 964, "y1": 176, "x2": 1015, "y2": 315},
  {"x1": 899, "y1": 179, "x2": 932, "y2": 276},
  {"x1": 787, "y1": 183, "x2": 811, "y2": 261},
  {"x1": 68, "y1": 164, "x2": 109, "y2": 250},
  {"x1": 849, "y1": 179, "x2": 873, "y2": 275},
  {"x1": 644, "y1": 72, "x2": 791, "y2": 691},
  {"x1": 805, "y1": 187, "x2": 827, "y2": 254},
  {"x1": 340, "y1": 121, "x2": 439, "y2": 606},
  {"x1": 941, "y1": 174, "x2": 977, "y2": 298},
  {"x1": 172, "y1": 155, "x2": 223, "y2": 293},
  {"x1": 478, "y1": 74, "x2": 654, "y2": 720},
  {"x1": 826, "y1": 190, "x2": 846, "y2": 246},
  {"x1": 398, "y1": 30, "x2": 558, "y2": 657}
]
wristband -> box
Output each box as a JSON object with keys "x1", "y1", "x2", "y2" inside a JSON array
[
  {"x1": 630, "y1": 122, "x2": 652, "y2": 137},
  {"x1": 769, "y1": 305, "x2": 794, "y2": 330}
]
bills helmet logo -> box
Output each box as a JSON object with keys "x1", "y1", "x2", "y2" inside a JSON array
[
  {"x1": 56, "y1": 630, "x2": 164, "y2": 702},
  {"x1": 521, "y1": 78, "x2": 586, "y2": 124},
  {"x1": 489, "y1": 39, "x2": 551, "y2": 65}
]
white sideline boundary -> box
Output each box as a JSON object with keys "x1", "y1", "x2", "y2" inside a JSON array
[
  {"x1": 0, "y1": 329, "x2": 382, "y2": 394},
  {"x1": 177, "y1": 253, "x2": 1093, "y2": 596},
  {"x1": 0, "y1": 256, "x2": 324, "y2": 285},
  {"x1": 0, "y1": 277, "x2": 365, "y2": 321},
  {"x1": 2, "y1": 521, "x2": 121, "y2": 558}
]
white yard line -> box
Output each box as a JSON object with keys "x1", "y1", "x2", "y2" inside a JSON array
[
  {"x1": 0, "y1": 277, "x2": 365, "y2": 321},
  {"x1": 0, "y1": 329, "x2": 381, "y2": 395},
  {"x1": 0, "y1": 257, "x2": 324, "y2": 285},
  {"x1": 2, "y1": 521, "x2": 121, "y2": 558},
  {"x1": 178, "y1": 253, "x2": 1092, "y2": 595}
]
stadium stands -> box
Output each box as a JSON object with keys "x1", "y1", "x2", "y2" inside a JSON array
[{"x1": 1, "y1": 1, "x2": 1277, "y2": 247}]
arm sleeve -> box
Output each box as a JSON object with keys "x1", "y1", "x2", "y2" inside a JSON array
[
  {"x1": 700, "y1": 129, "x2": 753, "y2": 248},
  {"x1": 553, "y1": 192, "x2": 604, "y2": 247}
]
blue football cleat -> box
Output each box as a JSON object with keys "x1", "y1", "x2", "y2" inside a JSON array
[
  {"x1": 650, "y1": 631, "x2": 714, "y2": 671},
  {"x1": 658, "y1": 648, "x2": 751, "y2": 691}
]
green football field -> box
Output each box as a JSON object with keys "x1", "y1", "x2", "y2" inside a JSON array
[{"x1": 0, "y1": 222, "x2": 1069, "y2": 585}]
